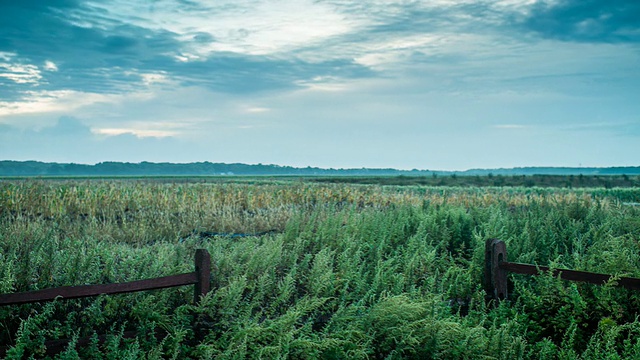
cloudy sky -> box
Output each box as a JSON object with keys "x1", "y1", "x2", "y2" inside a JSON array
[{"x1": 1, "y1": 0, "x2": 639, "y2": 170}]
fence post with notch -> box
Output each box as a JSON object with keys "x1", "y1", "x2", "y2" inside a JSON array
[{"x1": 485, "y1": 238, "x2": 508, "y2": 301}]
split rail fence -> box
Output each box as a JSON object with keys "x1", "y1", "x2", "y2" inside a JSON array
[
  {"x1": 4, "y1": 241, "x2": 640, "y2": 355},
  {"x1": 485, "y1": 238, "x2": 640, "y2": 300},
  {"x1": 0, "y1": 249, "x2": 211, "y2": 357}
]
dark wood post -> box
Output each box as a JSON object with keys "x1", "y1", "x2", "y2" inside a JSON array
[
  {"x1": 194, "y1": 249, "x2": 211, "y2": 305},
  {"x1": 485, "y1": 239, "x2": 508, "y2": 301}
]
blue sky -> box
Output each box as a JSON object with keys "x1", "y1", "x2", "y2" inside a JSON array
[{"x1": 1, "y1": 0, "x2": 639, "y2": 170}]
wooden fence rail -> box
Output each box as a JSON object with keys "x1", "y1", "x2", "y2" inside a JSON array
[
  {"x1": 485, "y1": 239, "x2": 640, "y2": 301},
  {"x1": 0, "y1": 249, "x2": 211, "y2": 357},
  {"x1": 0, "y1": 249, "x2": 211, "y2": 307}
]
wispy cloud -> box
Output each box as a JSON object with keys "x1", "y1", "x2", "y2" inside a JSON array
[
  {"x1": 244, "y1": 107, "x2": 270, "y2": 114},
  {"x1": 92, "y1": 128, "x2": 177, "y2": 138},
  {"x1": 559, "y1": 120, "x2": 640, "y2": 136},
  {"x1": 0, "y1": 117, "x2": 186, "y2": 163},
  {"x1": 0, "y1": 90, "x2": 116, "y2": 117},
  {"x1": 493, "y1": 124, "x2": 529, "y2": 129},
  {"x1": 0, "y1": 63, "x2": 42, "y2": 84}
]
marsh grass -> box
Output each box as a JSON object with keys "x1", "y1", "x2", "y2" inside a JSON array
[{"x1": 1, "y1": 180, "x2": 639, "y2": 358}]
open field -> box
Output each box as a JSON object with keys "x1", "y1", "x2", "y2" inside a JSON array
[
  {"x1": 1, "y1": 179, "x2": 640, "y2": 358},
  {"x1": 2, "y1": 174, "x2": 640, "y2": 189},
  {"x1": 308, "y1": 174, "x2": 640, "y2": 189}
]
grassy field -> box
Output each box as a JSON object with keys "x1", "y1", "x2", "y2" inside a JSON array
[
  {"x1": 2, "y1": 174, "x2": 639, "y2": 189},
  {"x1": 308, "y1": 174, "x2": 640, "y2": 189},
  {"x1": 1, "y1": 179, "x2": 640, "y2": 359}
]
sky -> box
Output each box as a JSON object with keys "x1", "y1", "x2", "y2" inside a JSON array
[{"x1": 0, "y1": 0, "x2": 639, "y2": 170}]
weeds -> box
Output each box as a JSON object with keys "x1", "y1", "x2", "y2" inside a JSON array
[{"x1": 0, "y1": 180, "x2": 639, "y2": 358}]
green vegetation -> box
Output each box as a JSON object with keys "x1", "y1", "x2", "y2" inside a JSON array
[
  {"x1": 309, "y1": 174, "x2": 640, "y2": 188},
  {"x1": 1, "y1": 180, "x2": 640, "y2": 358}
]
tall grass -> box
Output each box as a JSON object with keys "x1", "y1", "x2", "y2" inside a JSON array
[{"x1": 0, "y1": 180, "x2": 639, "y2": 358}]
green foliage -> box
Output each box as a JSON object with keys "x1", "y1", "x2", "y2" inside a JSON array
[{"x1": 1, "y1": 180, "x2": 639, "y2": 358}]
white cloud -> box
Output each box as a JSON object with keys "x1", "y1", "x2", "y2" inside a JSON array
[
  {"x1": 92, "y1": 127, "x2": 177, "y2": 138},
  {"x1": 244, "y1": 107, "x2": 270, "y2": 113},
  {"x1": 294, "y1": 77, "x2": 352, "y2": 92},
  {"x1": 0, "y1": 52, "x2": 15, "y2": 61},
  {"x1": 493, "y1": 124, "x2": 528, "y2": 129},
  {"x1": 174, "y1": 53, "x2": 201, "y2": 62},
  {"x1": 89, "y1": 0, "x2": 369, "y2": 56},
  {"x1": 43, "y1": 60, "x2": 59, "y2": 71},
  {"x1": 0, "y1": 90, "x2": 108, "y2": 117},
  {"x1": 140, "y1": 72, "x2": 171, "y2": 85},
  {"x1": 0, "y1": 62, "x2": 42, "y2": 84}
]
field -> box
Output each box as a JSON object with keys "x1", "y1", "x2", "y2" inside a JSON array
[{"x1": 1, "y1": 178, "x2": 640, "y2": 359}]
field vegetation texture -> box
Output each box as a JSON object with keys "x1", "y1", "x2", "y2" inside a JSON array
[{"x1": 1, "y1": 180, "x2": 640, "y2": 359}]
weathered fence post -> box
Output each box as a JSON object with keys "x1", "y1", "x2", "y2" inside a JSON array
[
  {"x1": 485, "y1": 239, "x2": 508, "y2": 301},
  {"x1": 194, "y1": 249, "x2": 211, "y2": 305},
  {"x1": 193, "y1": 249, "x2": 212, "y2": 343}
]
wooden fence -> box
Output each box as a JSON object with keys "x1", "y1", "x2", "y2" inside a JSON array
[
  {"x1": 0, "y1": 249, "x2": 211, "y2": 356},
  {"x1": 485, "y1": 239, "x2": 640, "y2": 300}
]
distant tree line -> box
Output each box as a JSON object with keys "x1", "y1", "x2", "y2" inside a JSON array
[
  {"x1": 1, "y1": 161, "x2": 639, "y2": 177},
  {"x1": 0, "y1": 161, "x2": 431, "y2": 177}
]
